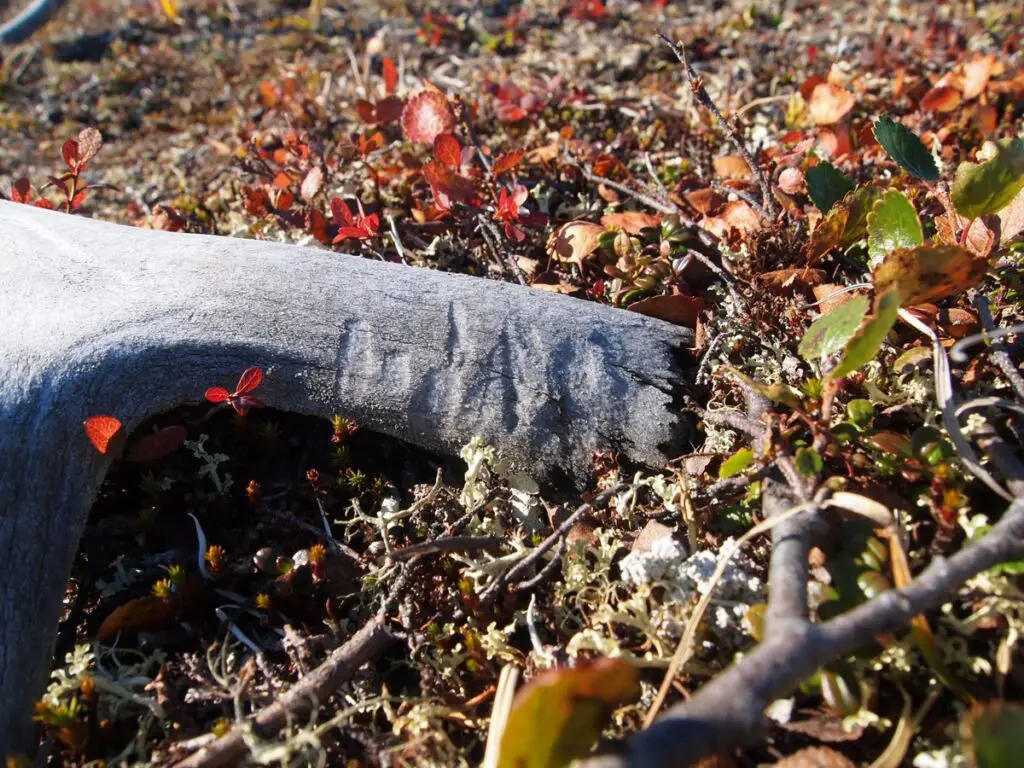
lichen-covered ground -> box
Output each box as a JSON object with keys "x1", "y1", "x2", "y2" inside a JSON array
[{"x1": 3, "y1": 0, "x2": 1024, "y2": 766}]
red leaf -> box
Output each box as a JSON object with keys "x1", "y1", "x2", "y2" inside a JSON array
[
  {"x1": 205, "y1": 387, "x2": 231, "y2": 403},
  {"x1": 493, "y1": 149, "x2": 525, "y2": 176},
  {"x1": 231, "y1": 395, "x2": 264, "y2": 416},
  {"x1": 272, "y1": 171, "x2": 292, "y2": 189},
  {"x1": 235, "y1": 366, "x2": 263, "y2": 395},
  {"x1": 374, "y1": 96, "x2": 405, "y2": 126},
  {"x1": 401, "y1": 91, "x2": 455, "y2": 145},
  {"x1": 422, "y1": 162, "x2": 478, "y2": 205},
  {"x1": 355, "y1": 99, "x2": 376, "y2": 123},
  {"x1": 433, "y1": 133, "x2": 462, "y2": 169},
  {"x1": 62, "y1": 139, "x2": 79, "y2": 171},
  {"x1": 11, "y1": 177, "x2": 31, "y2": 203},
  {"x1": 307, "y1": 208, "x2": 330, "y2": 243},
  {"x1": 382, "y1": 56, "x2": 398, "y2": 96},
  {"x1": 70, "y1": 189, "x2": 88, "y2": 210},
  {"x1": 124, "y1": 425, "x2": 187, "y2": 463},
  {"x1": 331, "y1": 198, "x2": 355, "y2": 224},
  {"x1": 496, "y1": 103, "x2": 528, "y2": 123},
  {"x1": 83, "y1": 415, "x2": 126, "y2": 457}
]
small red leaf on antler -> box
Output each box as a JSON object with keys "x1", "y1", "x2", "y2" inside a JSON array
[
  {"x1": 235, "y1": 367, "x2": 263, "y2": 395},
  {"x1": 401, "y1": 91, "x2": 455, "y2": 145},
  {"x1": 205, "y1": 387, "x2": 231, "y2": 403},
  {"x1": 83, "y1": 415, "x2": 126, "y2": 457}
]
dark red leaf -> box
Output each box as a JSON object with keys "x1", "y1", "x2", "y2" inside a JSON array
[
  {"x1": 124, "y1": 425, "x2": 187, "y2": 463},
  {"x1": 331, "y1": 198, "x2": 355, "y2": 224},
  {"x1": 493, "y1": 150, "x2": 525, "y2": 176},
  {"x1": 374, "y1": 97, "x2": 405, "y2": 126},
  {"x1": 355, "y1": 99, "x2": 376, "y2": 123},
  {"x1": 62, "y1": 139, "x2": 79, "y2": 171},
  {"x1": 11, "y1": 178, "x2": 31, "y2": 203}
]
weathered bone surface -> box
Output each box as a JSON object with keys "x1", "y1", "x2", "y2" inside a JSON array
[{"x1": 0, "y1": 200, "x2": 690, "y2": 749}]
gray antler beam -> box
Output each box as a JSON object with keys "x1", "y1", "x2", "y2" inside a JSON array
[
  {"x1": 0, "y1": 0, "x2": 65, "y2": 44},
  {"x1": 0, "y1": 200, "x2": 690, "y2": 750}
]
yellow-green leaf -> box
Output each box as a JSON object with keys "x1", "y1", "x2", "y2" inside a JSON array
[
  {"x1": 497, "y1": 659, "x2": 640, "y2": 768},
  {"x1": 867, "y1": 190, "x2": 923, "y2": 263},
  {"x1": 720, "y1": 366, "x2": 804, "y2": 409},
  {"x1": 951, "y1": 139, "x2": 1024, "y2": 220},
  {"x1": 798, "y1": 294, "x2": 869, "y2": 361},
  {"x1": 719, "y1": 448, "x2": 755, "y2": 479},
  {"x1": 829, "y1": 287, "x2": 900, "y2": 379}
]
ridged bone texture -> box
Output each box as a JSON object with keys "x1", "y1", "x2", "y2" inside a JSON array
[{"x1": 0, "y1": 200, "x2": 691, "y2": 750}]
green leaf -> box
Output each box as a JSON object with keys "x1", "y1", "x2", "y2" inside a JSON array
[
  {"x1": 846, "y1": 399, "x2": 875, "y2": 427},
  {"x1": 795, "y1": 446, "x2": 823, "y2": 476},
  {"x1": 497, "y1": 659, "x2": 640, "y2": 768},
  {"x1": 719, "y1": 448, "x2": 755, "y2": 479},
  {"x1": 798, "y1": 294, "x2": 869, "y2": 361},
  {"x1": 838, "y1": 184, "x2": 884, "y2": 246},
  {"x1": 829, "y1": 287, "x2": 901, "y2": 380},
  {"x1": 806, "y1": 161, "x2": 855, "y2": 213},
  {"x1": 867, "y1": 190, "x2": 923, "y2": 263},
  {"x1": 951, "y1": 139, "x2": 1024, "y2": 219},
  {"x1": 873, "y1": 116, "x2": 940, "y2": 182},
  {"x1": 963, "y1": 702, "x2": 1024, "y2": 768}
]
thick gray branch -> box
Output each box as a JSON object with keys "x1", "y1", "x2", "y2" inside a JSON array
[
  {"x1": 0, "y1": 0, "x2": 64, "y2": 44},
  {"x1": 592, "y1": 498, "x2": 1024, "y2": 768},
  {"x1": 0, "y1": 201, "x2": 691, "y2": 751}
]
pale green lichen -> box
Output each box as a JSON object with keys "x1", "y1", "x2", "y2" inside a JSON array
[{"x1": 183, "y1": 434, "x2": 233, "y2": 494}]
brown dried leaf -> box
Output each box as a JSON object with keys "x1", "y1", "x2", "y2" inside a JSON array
[
  {"x1": 713, "y1": 154, "x2": 751, "y2": 180},
  {"x1": 872, "y1": 244, "x2": 989, "y2": 306},
  {"x1": 627, "y1": 293, "x2": 704, "y2": 328},
  {"x1": 997, "y1": 185, "x2": 1024, "y2": 244},
  {"x1": 756, "y1": 268, "x2": 825, "y2": 298},
  {"x1": 921, "y1": 86, "x2": 962, "y2": 113},
  {"x1": 778, "y1": 167, "x2": 804, "y2": 195},
  {"x1": 77, "y1": 127, "x2": 103, "y2": 165},
  {"x1": 774, "y1": 746, "x2": 857, "y2": 768},
  {"x1": 547, "y1": 221, "x2": 605, "y2": 265},
  {"x1": 300, "y1": 166, "x2": 323, "y2": 202},
  {"x1": 808, "y1": 83, "x2": 855, "y2": 125},
  {"x1": 963, "y1": 53, "x2": 996, "y2": 100},
  {"x1": 600, "y1": 212, "x2": 660, "y2": 234}
]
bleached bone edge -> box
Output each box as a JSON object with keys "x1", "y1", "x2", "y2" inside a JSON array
[{"x1": 0, "y1": 201, "x2": 691, "y2": 750}]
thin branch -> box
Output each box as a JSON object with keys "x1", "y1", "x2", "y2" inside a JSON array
[
  {"x1": 709, "y1": 181, "x2": 769, "y2": 221},
  {"x1": 390, "y1": 535, "x2": 503, "y2": 560},
  {"x1": 173, "y1": 613, "x2": 396, "y2": 768},
  {"x1": 516, "y1": 537, "x2": 567, "y2": 591},
  {"x1": 659, "y1": 33, "x2": 777, "y2": 217},
  {"x1": 480, "y1": 483, "x2": 630, "y2": 605},
  {"x1": 972, "y1": 292, "x2": 1024, "y2": 402}
]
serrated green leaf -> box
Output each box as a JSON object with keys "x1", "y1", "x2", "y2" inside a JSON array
[
  {"x1": 867, "y1": 190, "x2": 923, "y2": 263},
  {"x1": 806, "y1": 161, "x2": 855, "y2": 213},
  {"x1": 719, "y1": 448, "x2": 755, "y2": 479},
  {"x1": 838, "y1": 184, "x2": 884, "y2": 246},
  {"x1": 798, "y1": 294, "x2": 869, "y2": 361},
  {"x1": 829, "y1": 287, "x2": 900, "y2": 380},
  {"x1": 951, "y1": 139, "x2": 1024, "y2": 219},
  {"x1": 873, "y1": 116, "x2": 940, "y2": 182}
]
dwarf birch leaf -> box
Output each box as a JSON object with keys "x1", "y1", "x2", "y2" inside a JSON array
[
  {"x1": 806, "y1": 162, "x2": 854, "y2": 213},
  {"x1": 873, "y1": 116, "x2": 940, "y2": 182},
  {"x1": 838, "y1": 184, "x2": 884, "y2": 246},
  {"x1": 497, "y1": 659, "x2": 639, "y2": 768},
  {"x1": 798, "y1": 294, "x2": 869, "y2": 361},
  {"x1": 951, "y1": 139, "x2": 1024, "y2": 219},
  {"x1": 872, "y1": 244, "x2": 987, "y2": 306},
  {"x1": 829, "y1": 287, "x2": 900, "y2": 379},
  {"x1": 719, "y1": 448, "x2": 755, "y2": 479},
  {"x1": 867, "y1": 190, "x2": 923, "y2": 263}
]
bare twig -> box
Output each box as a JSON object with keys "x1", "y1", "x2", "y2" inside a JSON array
[
  {"x1": 173, "y1": 614, "x2": 396, "y2": 768},
  {"x1": 972, "y1": 292, "x2": 1024, "y2": 402},
  {"x1": 709, "y1": 181, "x2": 769, "y2": 221},
  {"x1": 390, "y1": 535, "x2": 503, "y2": 560},
  {"x1": 515, "y1": 537, "x2": 567, "y2": 591},
  {"x1": 659, "y1": 33, "x2": 777, "y2": 217},
  {"x1": 480, "y1": 483, "x2": 630, "y2": 605}
]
